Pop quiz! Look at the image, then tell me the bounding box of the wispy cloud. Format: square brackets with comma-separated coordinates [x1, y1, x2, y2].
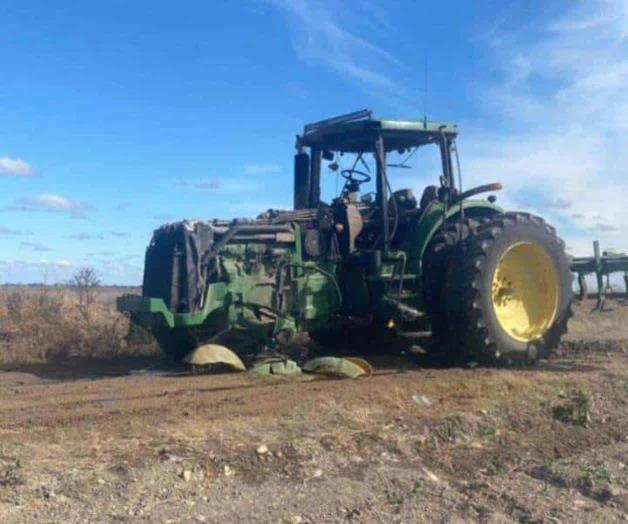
[0, 259, 76, 284]
[0, 259, 74, 269]
[243, 163, 282, 175]
[0, 257, 140, 285]
[153, 214, 175, 222]
[592, 223, 617, 232]
[66, 233, 107, 241]
[67, 233, 94, 241]
[535, 198, 572, 210]
[4, 193, 92, 218]
[176, 179, 222, 190]
[0, 157, 34, 177]
[99, 259, 142, 279]
[0, 226, 32, 236]
[174, 177, 257, 192]
[270, 0, 403, 93]
[462, 0, 628, 255]
[19, 241, 52, 252]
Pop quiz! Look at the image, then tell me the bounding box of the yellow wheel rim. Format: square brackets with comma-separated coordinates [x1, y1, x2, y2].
[491, 242, 559, 342]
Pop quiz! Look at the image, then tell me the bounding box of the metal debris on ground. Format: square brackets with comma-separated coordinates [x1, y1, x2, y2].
[249, 358, 301, 376]
[343, 357, 374, 376]
[302, 357, 372, 379]
[184, 344, 246, 371]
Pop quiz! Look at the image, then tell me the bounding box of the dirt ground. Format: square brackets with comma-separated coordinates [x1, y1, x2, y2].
[0, 299, 627, 523]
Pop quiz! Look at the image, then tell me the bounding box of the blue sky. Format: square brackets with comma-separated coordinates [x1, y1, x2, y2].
[1, 0, 627, 284]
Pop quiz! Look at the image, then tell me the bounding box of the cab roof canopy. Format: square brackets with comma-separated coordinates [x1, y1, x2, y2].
[297, 109, 457, 154]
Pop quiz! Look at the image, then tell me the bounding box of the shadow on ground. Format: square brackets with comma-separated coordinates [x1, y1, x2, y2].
[1, 334, 610, 384]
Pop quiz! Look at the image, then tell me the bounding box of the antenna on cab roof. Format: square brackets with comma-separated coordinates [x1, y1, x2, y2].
[423, 51, 428, 124]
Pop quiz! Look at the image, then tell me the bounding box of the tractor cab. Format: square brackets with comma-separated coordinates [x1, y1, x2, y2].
[294, 109, 467, 255]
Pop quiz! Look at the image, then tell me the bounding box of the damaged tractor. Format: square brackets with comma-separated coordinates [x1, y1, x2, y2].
[118, 110, 573, 369]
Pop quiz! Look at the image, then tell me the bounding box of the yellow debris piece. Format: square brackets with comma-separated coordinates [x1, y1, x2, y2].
[184, 344, 246, 371]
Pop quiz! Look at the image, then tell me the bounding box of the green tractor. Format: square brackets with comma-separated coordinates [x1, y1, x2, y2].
[118, 109, 572, 366]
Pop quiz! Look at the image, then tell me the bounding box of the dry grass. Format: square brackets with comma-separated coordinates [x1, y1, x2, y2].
[0, 287, 158, 364]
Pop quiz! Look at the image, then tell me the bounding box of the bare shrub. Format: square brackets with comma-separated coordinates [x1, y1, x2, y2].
[67, 267, 101, 310]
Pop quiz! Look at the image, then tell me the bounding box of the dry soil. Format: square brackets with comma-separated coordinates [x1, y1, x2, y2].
[0, 299, 627, 523]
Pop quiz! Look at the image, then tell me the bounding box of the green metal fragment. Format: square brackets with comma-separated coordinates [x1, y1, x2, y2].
[249, 358, 302, 376]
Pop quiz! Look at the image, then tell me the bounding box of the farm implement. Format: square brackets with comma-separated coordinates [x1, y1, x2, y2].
[572, 240, 628, 310]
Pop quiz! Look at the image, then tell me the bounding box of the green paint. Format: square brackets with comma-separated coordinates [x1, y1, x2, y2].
[117, 112, 504, 358]
[119, 200, 500, 347]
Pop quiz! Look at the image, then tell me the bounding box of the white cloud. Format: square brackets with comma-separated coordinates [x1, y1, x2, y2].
[461, 0, 628, 256]
[270, 0, 403, 93]
[4, 193, 91, 218]
[0, 259, 77, 284]
[0, 157, 34, 177]
[4, 259, 74, 269]
[33, 193, 77, 211]
[0, 257, 141, 285]
[99, 259, 142, 278]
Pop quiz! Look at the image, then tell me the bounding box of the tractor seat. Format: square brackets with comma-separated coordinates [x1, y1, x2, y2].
[390, 188, 418, 211]
[419, 185, 438, 211]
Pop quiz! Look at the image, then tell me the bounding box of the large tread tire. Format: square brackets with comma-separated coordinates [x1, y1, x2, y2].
[445, 212, 573, 365]
[422, 218, 486, 353]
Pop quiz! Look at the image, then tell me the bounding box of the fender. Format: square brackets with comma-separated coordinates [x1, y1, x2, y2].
[403, 199, 502, 276]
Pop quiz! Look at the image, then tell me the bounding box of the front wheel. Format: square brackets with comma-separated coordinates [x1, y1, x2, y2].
[446, 212, 573, 364]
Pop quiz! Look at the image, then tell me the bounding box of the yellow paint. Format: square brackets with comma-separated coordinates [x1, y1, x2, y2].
[184, 344, 246, 371]
[344, 357, 374, 377]
[491, 242, 559, 342]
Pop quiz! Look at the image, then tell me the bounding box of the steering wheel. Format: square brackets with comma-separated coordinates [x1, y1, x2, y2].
[340, 169, 371, 186]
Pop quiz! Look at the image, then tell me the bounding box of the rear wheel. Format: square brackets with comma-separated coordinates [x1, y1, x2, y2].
[422, 218, 485, 354]
[446, 213, 573, 364]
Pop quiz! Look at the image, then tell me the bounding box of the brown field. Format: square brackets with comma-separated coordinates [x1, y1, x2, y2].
[0, 286, 155, 364]
[0, 292, 627, 523]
